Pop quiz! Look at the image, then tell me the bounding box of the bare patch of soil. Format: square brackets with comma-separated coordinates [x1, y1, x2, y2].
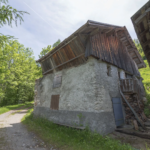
[109, 131, 150, 150]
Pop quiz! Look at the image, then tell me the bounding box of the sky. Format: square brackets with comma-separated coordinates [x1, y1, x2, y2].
[1, 0, 148, 60]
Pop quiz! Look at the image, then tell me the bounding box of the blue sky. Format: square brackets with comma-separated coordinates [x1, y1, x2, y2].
[1, 0, 148, 60]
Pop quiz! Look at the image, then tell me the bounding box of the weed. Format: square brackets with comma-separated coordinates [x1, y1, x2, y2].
[22, 109, 135, 150]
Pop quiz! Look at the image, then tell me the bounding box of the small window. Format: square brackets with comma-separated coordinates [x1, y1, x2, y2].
[107, 65, 111, 76]
[50, 95, 59, 110]
[125, 73, 132, 79]
[53, 74, 62, 88]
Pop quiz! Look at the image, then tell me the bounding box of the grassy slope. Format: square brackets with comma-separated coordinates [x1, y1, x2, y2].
[139, 60, 150, 116]
[0, 101, 33, 115]
[22, 109, 134, 150]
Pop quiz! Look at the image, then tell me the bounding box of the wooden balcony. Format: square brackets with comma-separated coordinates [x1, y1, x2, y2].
[120, 79, 139, 94]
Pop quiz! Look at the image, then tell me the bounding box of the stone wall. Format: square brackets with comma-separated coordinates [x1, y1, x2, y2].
[34, 107, 116, 135]
[35, 57, 121, 113]
[34, 57, 125, 134]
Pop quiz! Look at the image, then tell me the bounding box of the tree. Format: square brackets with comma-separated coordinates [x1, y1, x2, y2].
[52, 39, 61, 48]
[0, 0, 28, 27]
[38, 45, 53, 58]
[0, 0, 29, 43]
[38, 39, 61, 59]
[134, 39, 146, 60]
[0, 40, 42, 106]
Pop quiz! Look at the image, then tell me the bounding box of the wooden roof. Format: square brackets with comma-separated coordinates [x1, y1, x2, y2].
[86, 31, 140, 76]
[37, 20, 145, 74]
[131, 1, 150, 66]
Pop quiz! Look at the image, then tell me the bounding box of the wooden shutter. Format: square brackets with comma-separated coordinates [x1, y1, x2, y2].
[53, 74, 62, 88]
[50, 95, 59, 110]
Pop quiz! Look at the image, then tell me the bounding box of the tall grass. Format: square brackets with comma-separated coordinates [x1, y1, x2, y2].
[22, 109, 134, 150]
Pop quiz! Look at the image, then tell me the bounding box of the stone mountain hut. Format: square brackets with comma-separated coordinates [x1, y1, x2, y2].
[34, 20, 147, 135]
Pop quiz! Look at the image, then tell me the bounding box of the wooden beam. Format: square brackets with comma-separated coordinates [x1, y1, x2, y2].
[116, 129, 150, 139]
[106, 27, 116, 36]
[137, 63, 146, 68]
[128, 48, 135, 53]
[43, 53, 85, 75]
[120, 90, 146, 129]
[143, 48, 150, 55]
[37, 36, 77, 63]
[135, 13, 147, 24]
[143, 40, 150, 47]
[139, 29, 149, 37]
[90, 27, 100, 36]
[134, 7, 150, 24]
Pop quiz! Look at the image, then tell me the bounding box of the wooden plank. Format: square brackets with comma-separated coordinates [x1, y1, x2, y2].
[133, 120, 139, 131]
[39, 36, 77, 63]
[90, 27, 100, 36]
[53, 122, 85, 130]
[116, 129, 150, 139]
[104, 33, 112, 63]
[50, 95, 59, 110]
[43, 53, 85, 75]
[135, 13, 147, 24]
[143, 40, 150, 47]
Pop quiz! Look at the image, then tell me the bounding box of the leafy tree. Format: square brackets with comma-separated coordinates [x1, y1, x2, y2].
[39, 39, 61, 59]
[0, 0, 28, 27]
[0, 0, 29, 43]
[134, 39, 146, 60]
[38, 45, 53, 58]
[0, 40, 42, 106]
[52, 39, 61, 48]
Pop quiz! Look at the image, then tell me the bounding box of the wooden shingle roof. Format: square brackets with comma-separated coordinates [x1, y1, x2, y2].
[37, 20, 145, 75]
[131, 1, 150, 67]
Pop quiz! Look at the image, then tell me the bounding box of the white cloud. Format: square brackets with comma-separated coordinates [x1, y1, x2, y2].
[1, 0, 148, 59]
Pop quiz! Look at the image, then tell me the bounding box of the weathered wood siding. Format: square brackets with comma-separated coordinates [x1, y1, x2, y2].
[131, 1, 150, 66]
[41, 37, 86, 75]
[85, 33, 140, 76]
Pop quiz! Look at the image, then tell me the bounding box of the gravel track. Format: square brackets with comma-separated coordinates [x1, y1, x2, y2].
[0, 109, 48, 150]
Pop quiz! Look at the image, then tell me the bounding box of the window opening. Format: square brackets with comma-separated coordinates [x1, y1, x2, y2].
[107, 65, 111, 76]
[53, 74, 62, 88]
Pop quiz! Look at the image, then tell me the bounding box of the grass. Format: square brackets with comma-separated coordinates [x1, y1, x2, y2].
[139, 60, 150, 117]
[22, 109, 135, 150]
[0, 101, 34, 115]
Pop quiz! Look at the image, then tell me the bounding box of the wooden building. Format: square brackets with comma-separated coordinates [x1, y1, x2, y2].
[34, 20, 147, 135]
[132, 1, 150, 66]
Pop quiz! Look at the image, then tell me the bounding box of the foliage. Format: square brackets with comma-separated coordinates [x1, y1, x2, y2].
[52, 39, 61, 48]
[0, 0, 29, 27]
[22, 109, 134, 150]
[38, 39, 61, 58]
[0, 0, 29, 43]
[38, 45, 53, 58]
[0, 101, 33, 115]
[134, 39, 150, 116]
[0, 40, 42, 106]
[134, 39, 146, 60]
[139, 60, 150, 116]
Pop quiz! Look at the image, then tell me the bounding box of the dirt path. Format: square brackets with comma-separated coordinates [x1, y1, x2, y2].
[0, 109, 49, 150]
[109, 131, 150, 150]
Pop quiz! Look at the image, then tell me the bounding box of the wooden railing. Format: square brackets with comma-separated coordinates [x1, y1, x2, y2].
[120, 79, 139, 94]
